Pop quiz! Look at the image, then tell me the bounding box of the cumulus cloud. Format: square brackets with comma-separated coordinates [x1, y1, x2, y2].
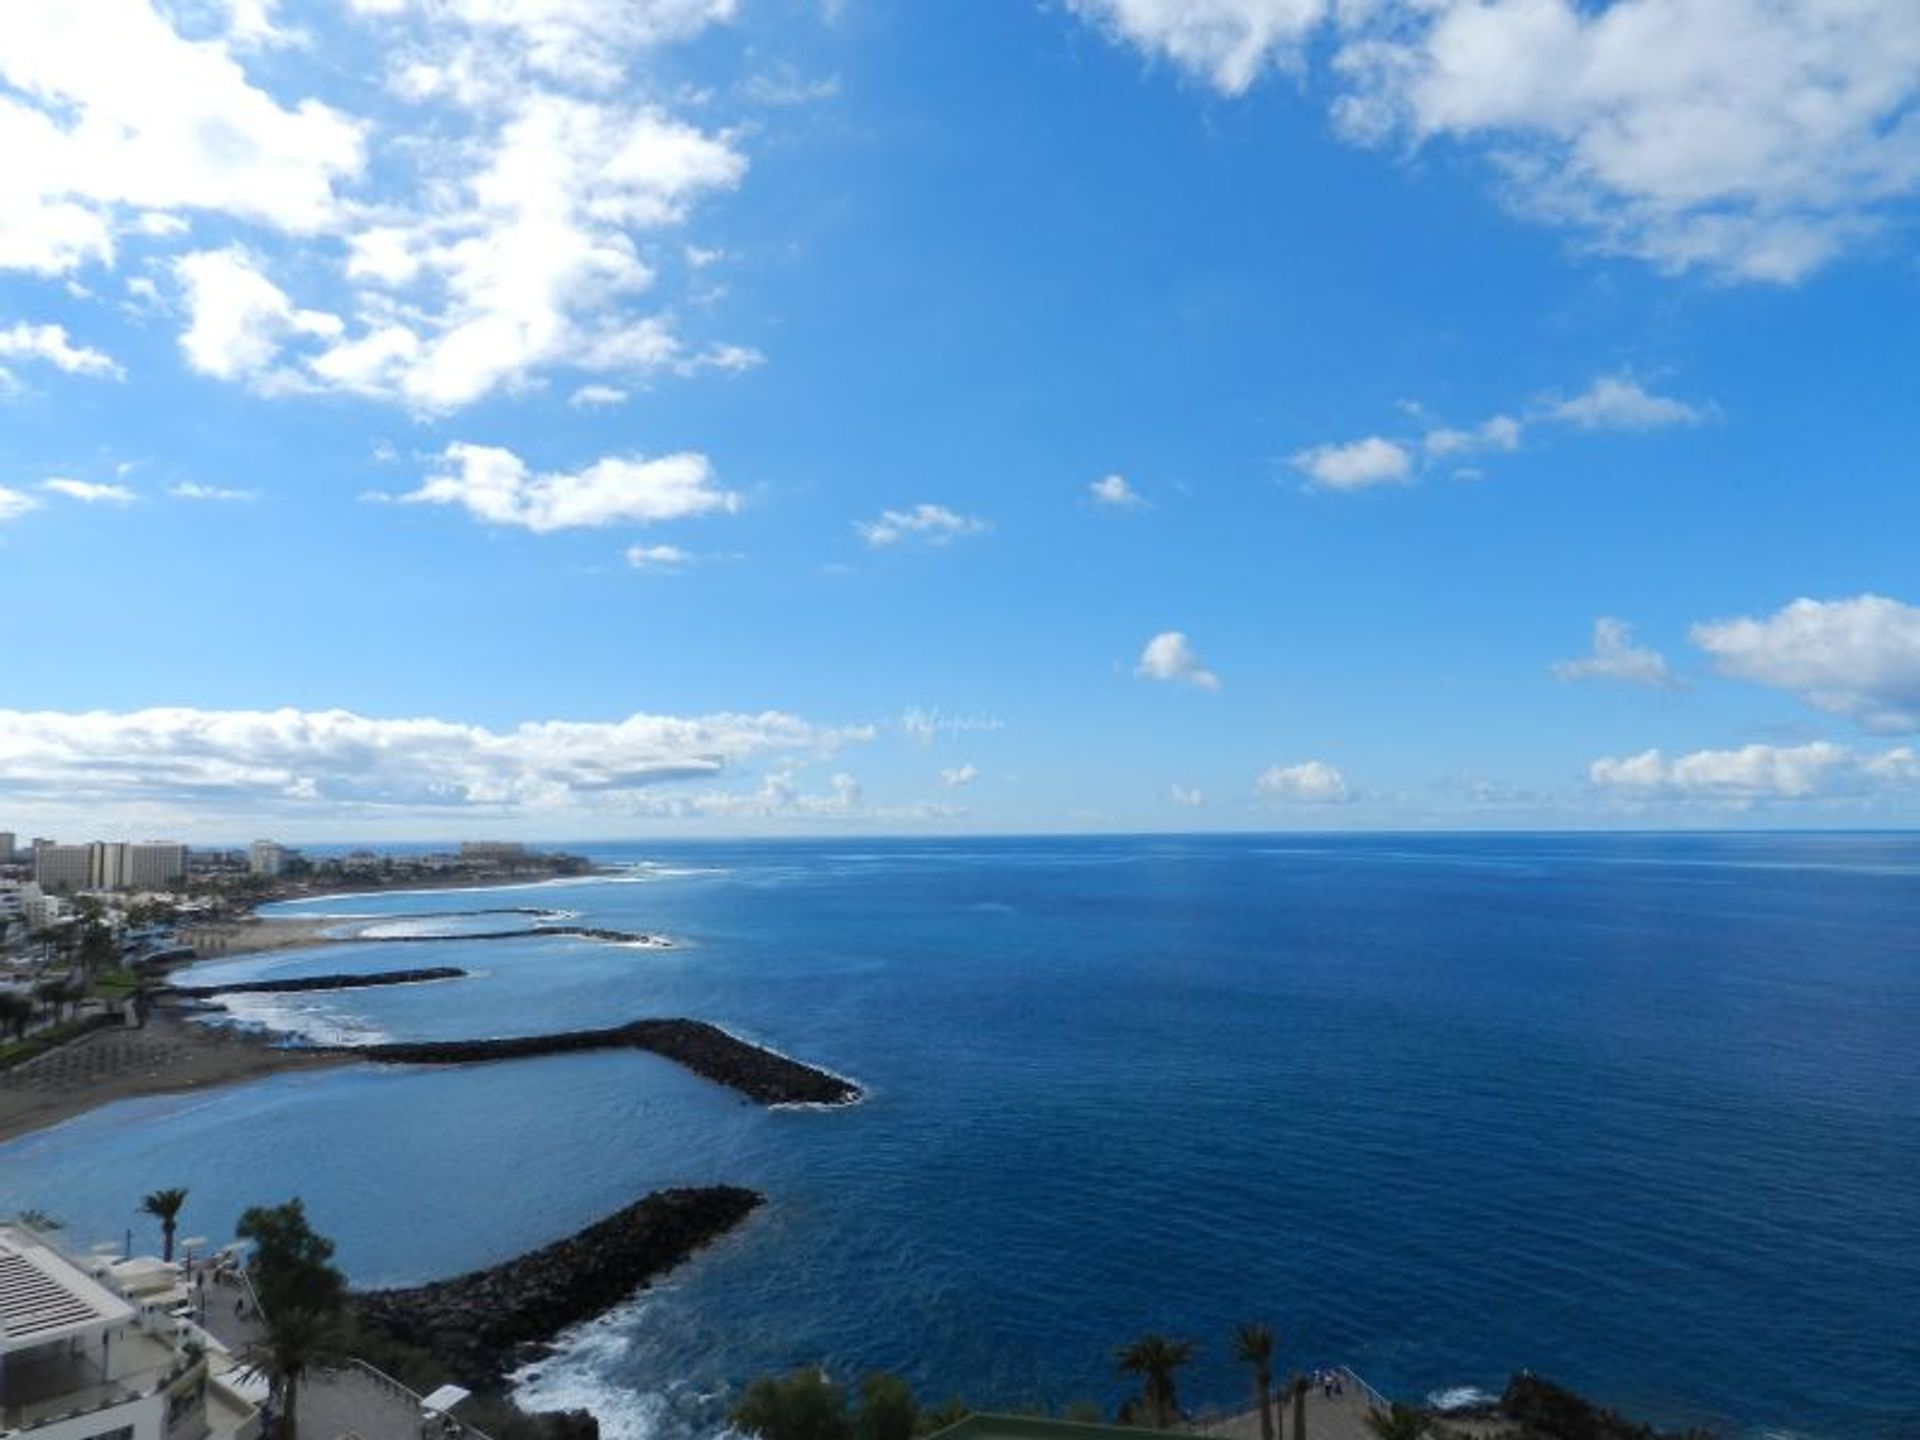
[1070, 0, 1920, 281]
[1691, 595, 1920, 733]
[1553, 617, 1678, 689]
[402, 441, 739, 534]
[173, 247, 341, 390]
[1255, 760, 1349, 803]
[42, 477, 136, 505]
[0, 1, 760, 411]
[0, 487, 40, 523]
[1169, 783, 1204, 807]
[1549, 376, 1705, 431]
[0, 704, 872, 821]
[1589, 742, 1920, 801]
[939, 763, 979, 788]
[856, 503, 990, 548]
[0, 0, 364, 274]
[1296, 372, 1705, 493]
[170, 482, 257, 502]
[1136, 630, 1220, 690]
[0, 322, 121, 379]
[1291, 436, 1411, 491]
[1089, 473, 1145, 509]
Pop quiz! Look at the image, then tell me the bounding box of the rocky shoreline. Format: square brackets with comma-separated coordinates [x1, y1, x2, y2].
[349, 1018, 863, 1106]
[355, 1186, 764, 1391]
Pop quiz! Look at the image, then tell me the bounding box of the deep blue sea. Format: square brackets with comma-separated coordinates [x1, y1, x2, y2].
[4, 834, 1918, 1440]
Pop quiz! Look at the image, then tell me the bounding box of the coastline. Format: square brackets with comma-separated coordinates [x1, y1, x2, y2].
[0, 1010, 353, 1146]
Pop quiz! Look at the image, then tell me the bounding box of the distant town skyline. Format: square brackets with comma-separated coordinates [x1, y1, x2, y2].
[2, 1, 1918, 837]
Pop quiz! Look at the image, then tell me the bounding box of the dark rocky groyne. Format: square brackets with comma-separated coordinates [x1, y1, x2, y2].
[352, 924, 668, 947]
[354, 1186, 763, 1390]
[350, 1018, 861, 1106]
[166, 967, 467, 998]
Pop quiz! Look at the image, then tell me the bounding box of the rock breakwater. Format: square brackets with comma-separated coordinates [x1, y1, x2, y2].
[352, 1018, 861, 1106]
[355, 1186, 763, 1390]
[166, 968, 467, 997]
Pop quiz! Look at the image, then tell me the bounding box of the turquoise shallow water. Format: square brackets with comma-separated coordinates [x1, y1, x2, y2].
[4, 834, 1918, 1440]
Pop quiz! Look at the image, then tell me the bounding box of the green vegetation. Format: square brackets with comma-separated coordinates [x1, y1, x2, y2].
[1114, 1335, 1195, 1430]
[1230, 1322, 1276, 1440]
[236, 1198, 349, 1440]
[140, 1188, 189, 1263]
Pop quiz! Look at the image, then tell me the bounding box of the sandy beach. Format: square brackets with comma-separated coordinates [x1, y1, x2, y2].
[0, 1010, 352, 1145]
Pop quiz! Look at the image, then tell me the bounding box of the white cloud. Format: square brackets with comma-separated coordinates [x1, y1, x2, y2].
[1, 1, 760, 412]
[42, 477, 136, 505]
[1169, 783, 1204, 807]
[1589, 742, 1920, 801]
[856, 503, 990, 548]
[1552, 617, 1678, 689]
[0, 487, 40, 523]
[1691, 595, 1920, 733]
[939, 763, 979, 788]
[1066, 0, 1328, 95]
[404, 441, 739, 533]
[1136, 630, 1220, 691]
[1424, 413, 1522, 457]
[570, 383, 629, 408]
[1291, 435, 1411, 491]
[1071, 0, 1920, 281]
[0, 0, 363, 273]
[0, 322, 121, 378]
[1089, 472, 1145, 509]
[625, 543, 691, 570]
[0, 703, 872, 823]
[1255, 759, 1349, 803]
[170, 482, 256, 502]
[173, 247, 340, 389]
[1550, 376, 1705, 430]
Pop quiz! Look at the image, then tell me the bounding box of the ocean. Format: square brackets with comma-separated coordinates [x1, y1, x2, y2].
[3, 833, 1916, 1439]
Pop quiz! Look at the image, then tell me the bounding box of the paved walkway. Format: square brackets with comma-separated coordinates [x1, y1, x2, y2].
[1192, 1373, 1514, 1440]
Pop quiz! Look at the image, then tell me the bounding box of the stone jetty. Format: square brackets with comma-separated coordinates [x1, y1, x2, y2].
[351, 1018, 862, 1106]
[166, 967, 467, 998]
[355, 1186, 763, 1390]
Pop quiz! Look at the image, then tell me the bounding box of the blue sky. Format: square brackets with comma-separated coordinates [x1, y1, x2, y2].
[2, 0, 1919, 840]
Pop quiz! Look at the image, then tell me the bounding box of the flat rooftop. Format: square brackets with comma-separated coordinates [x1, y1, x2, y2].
[0, 1226, 136, 1354]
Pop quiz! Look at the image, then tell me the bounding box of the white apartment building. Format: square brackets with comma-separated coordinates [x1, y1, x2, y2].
[123, 847, 187, 892]
[27, 845, 186, 895]
[245, 843, 284, 879]
[0, 834, 16, 864]
[0, 1224, 259, 1440]
[30, 847, 93, 895]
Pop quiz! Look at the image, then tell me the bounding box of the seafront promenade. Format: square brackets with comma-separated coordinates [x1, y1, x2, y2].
[1189, 1368, 1504, 1440]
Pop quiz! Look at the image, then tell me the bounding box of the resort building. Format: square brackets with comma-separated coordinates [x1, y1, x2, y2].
[29, 847, 93, 895]
[0, 1224, 259, 1440]
[122, 847, 188, 893]
[245, 843, 285, 879]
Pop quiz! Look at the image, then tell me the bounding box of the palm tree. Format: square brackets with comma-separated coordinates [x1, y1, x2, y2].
[1363, 1403, 1429, 1440]
[1115, 1335, 1196, 1430]
[1231, 1323, 1277, 1440]
[244, 1305, 335, 1440]
[141, 1188, 189, 1262]
[1290, 1374, 1308, 1440]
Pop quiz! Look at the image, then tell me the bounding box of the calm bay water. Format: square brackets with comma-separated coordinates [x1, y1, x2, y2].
[4, 834, 1918, 1439]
